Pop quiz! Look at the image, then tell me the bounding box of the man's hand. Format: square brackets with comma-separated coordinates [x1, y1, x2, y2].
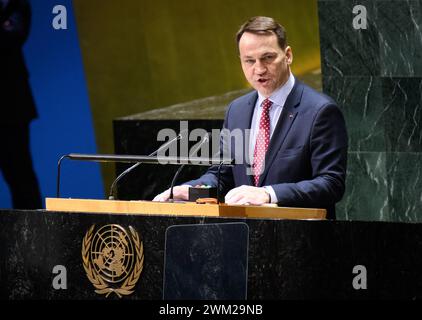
[152, 185, 190, 202]
[225, 185, 270, 205]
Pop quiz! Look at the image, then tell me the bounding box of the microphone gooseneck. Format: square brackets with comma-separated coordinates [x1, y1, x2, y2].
[168, 133, 210, 202]
[108, 162, 143, 200]
[216, 161, 225, 204]
[55, 130, 233, 200]
[108, 130, 187, 200]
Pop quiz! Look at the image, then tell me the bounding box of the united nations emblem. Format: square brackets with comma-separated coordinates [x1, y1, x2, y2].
[82, 224, 144, 297]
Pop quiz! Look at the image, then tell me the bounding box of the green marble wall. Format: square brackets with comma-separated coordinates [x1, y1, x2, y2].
[319, 0, 422, 221]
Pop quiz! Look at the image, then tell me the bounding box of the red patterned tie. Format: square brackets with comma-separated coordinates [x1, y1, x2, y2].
[253, 98, 273, 186]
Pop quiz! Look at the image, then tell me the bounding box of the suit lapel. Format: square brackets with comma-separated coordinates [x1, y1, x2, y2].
[238, 91, 257, 132]
[238, 92, 257, 186]
[258, 81, 304, 186]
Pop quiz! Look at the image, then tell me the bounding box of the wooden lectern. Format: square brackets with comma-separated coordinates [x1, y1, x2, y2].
[45, 198, 326, 220]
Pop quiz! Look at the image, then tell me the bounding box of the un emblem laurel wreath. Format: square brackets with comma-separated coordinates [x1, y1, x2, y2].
[82, 225, 144, 298]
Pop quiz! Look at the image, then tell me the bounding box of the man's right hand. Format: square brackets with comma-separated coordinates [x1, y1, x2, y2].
[152, 185, 190, 202]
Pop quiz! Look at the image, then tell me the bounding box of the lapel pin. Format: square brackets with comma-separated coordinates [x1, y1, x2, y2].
[289, 113, 294, 119]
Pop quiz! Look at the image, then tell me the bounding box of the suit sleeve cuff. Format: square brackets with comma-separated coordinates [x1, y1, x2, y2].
[263, 186, 278, 204]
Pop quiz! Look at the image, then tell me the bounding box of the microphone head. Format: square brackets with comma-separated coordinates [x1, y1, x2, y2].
[178, 128, 189, 140]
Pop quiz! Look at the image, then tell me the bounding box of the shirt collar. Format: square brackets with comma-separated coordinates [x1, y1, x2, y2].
[257, 72, 295, 108]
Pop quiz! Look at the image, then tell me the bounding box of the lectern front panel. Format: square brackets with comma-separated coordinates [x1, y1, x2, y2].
[163, 223, 249, 300]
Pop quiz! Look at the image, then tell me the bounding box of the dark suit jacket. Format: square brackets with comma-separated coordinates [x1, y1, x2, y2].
[0, 0, 37, 124]
[186, 80, 348, 219]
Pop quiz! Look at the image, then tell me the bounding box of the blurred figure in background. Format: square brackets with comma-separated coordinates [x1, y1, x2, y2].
[0, 0, 41, 209]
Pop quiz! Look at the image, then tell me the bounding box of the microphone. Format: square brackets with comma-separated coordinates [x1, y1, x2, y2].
[168, 132, 210, 202]
[56, 132, 233, 199]
[56, 152, 232, 198]
[108, 129, 187, 200]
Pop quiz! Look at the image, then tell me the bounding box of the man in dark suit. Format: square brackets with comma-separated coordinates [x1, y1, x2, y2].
[154, 16, 348, 219]
[0, 0, 42, 209]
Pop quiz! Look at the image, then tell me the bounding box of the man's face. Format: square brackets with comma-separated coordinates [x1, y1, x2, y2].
[239, 32, 293, 97]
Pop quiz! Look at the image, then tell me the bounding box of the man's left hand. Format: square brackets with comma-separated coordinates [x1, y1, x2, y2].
[224, 185, 270, 205]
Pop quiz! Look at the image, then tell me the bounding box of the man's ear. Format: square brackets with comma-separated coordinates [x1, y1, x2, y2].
[285, 46, 293, 65]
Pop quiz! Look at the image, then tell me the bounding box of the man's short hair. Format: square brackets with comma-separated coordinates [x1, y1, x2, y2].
[236, 16, 287, 50]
